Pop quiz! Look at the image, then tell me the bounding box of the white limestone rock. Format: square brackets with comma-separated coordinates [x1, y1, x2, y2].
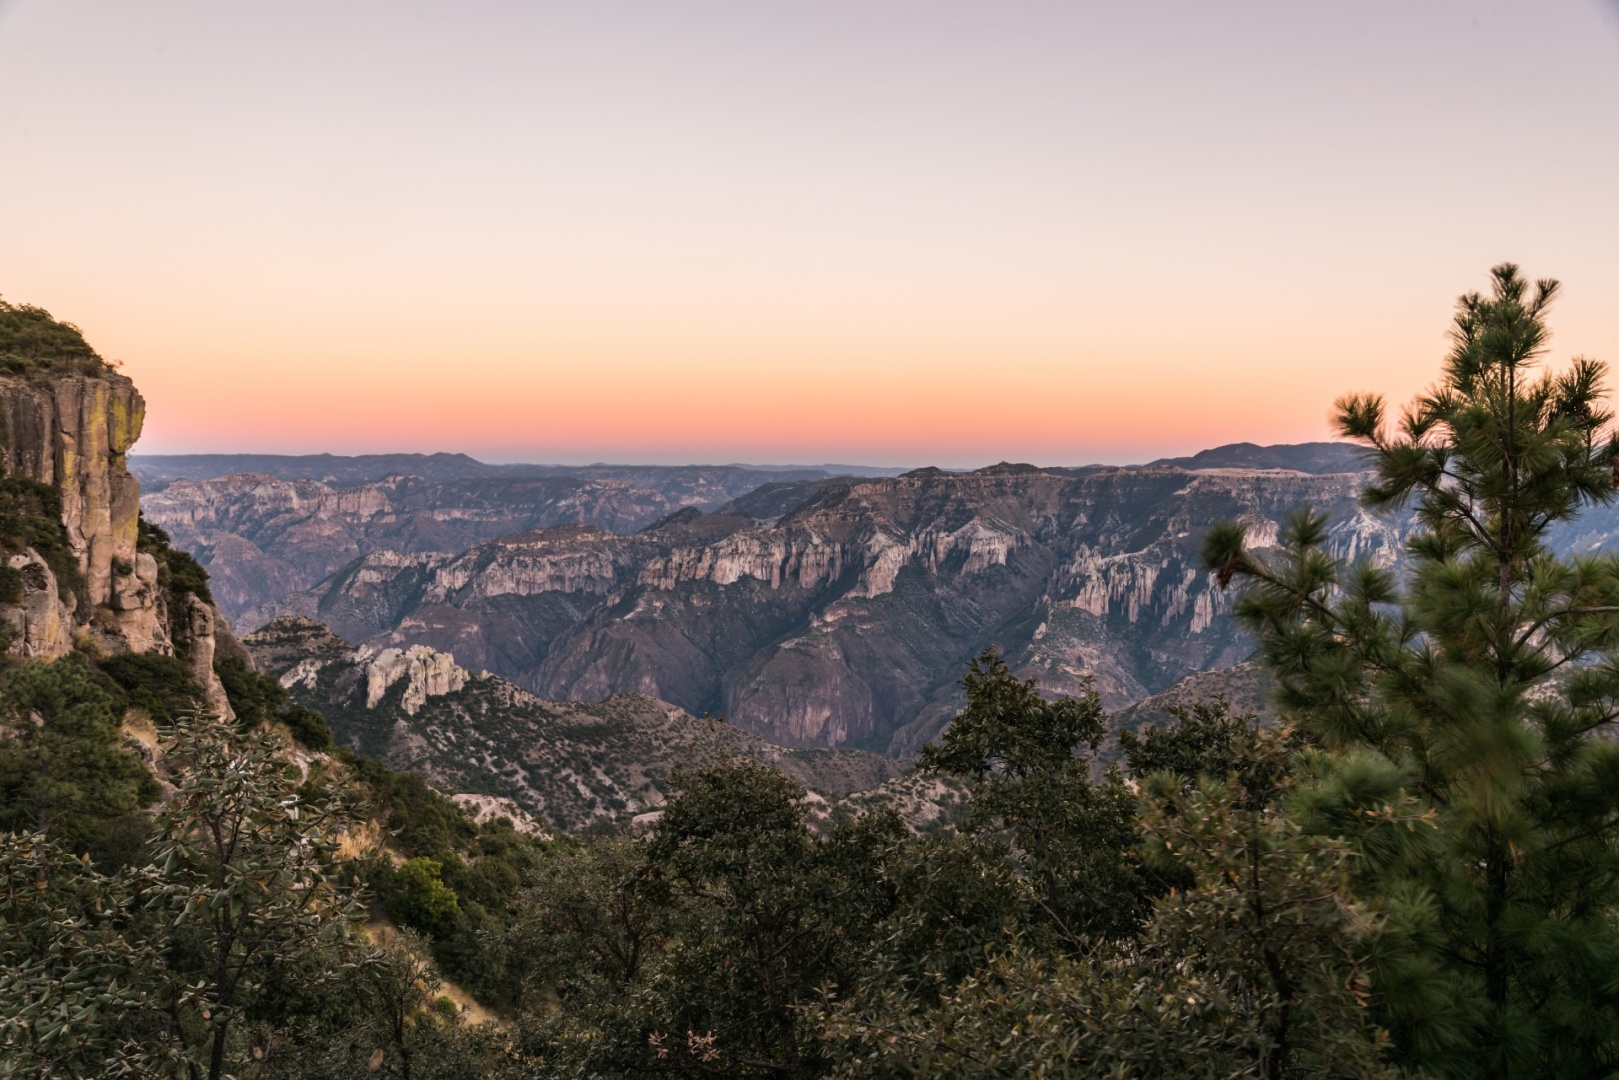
[362, 644, 468, 714]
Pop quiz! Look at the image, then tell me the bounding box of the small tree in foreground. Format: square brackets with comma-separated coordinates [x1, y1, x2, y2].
[143, 713, 371, 1080]
[921, 650, 1146, 947]
[0, 833, 163, 1078]
[1206, 263, 1619, 1076]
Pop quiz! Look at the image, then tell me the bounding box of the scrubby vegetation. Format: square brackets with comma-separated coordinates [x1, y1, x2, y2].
[0, 298, 111, 378]
[0, 655, 160, 869]
[0, 477, 84, 604]
[5, 264, 1619, 1077]
[138, 514, 213, 608]
[215, 653, 334, 749]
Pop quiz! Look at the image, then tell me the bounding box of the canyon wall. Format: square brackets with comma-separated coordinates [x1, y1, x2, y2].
[0, 372, 232, 716]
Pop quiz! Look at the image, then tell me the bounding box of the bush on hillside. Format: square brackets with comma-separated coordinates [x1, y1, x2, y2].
[0, 298, 110, 378]
[99, 653, 203, 724]
[0, 657, 160, 868]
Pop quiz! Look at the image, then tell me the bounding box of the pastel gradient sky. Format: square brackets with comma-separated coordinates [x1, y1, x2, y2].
[2, 2, 1616, 467]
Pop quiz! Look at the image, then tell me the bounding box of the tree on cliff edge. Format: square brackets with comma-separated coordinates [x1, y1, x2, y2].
[0, 298, 109, 377]
[1206, 263, 1619, 1076]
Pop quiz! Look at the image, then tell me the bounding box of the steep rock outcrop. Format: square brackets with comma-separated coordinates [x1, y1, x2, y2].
[0, 375, 155, 639]
[356, 644, 469, 714]
[182, 595, 235, 721]
[2, 550, 73, 658]
[0, 372, 178, 656]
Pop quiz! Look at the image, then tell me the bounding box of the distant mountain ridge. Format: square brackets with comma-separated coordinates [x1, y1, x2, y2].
[1145, 441, 1370, 474]
[148, 440, 1549, 761]
[140, 469, 864, 625]
[131, 452, 906, 489]
[130, 442, 1362, 489]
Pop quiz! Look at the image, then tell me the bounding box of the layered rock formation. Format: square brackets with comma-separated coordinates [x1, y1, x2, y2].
[141, 470, 848, 626]
[0, 373, 166, 650]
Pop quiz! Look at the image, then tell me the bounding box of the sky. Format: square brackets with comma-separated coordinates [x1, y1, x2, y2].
[1, 2, 1616, 468]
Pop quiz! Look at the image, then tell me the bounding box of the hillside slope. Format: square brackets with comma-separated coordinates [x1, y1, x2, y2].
[245, 616, 907, 831]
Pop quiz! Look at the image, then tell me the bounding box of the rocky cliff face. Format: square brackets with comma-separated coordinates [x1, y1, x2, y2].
[2, 549, 74, 658]
[238, 463, 1411, 755]
[0, 373, 165, 646]
[0, 373, 172, 650]
[140, 473, 792, 626]
[0, 371, 234, 717]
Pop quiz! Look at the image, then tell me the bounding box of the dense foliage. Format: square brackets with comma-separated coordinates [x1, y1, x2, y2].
[214, 654, 333, 749]
[0, 656, 159, 869]
[0, 299, 110, 378]
[4, 264, 1618, 1077]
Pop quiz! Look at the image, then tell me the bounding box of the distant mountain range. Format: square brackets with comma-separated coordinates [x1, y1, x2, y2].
[129, 453, 907, 490]
[129, 441, 1367, 489]
[140, 442, 1382, 634]
[139, 469, 851, 623]
[1145, 441, 1371, 473]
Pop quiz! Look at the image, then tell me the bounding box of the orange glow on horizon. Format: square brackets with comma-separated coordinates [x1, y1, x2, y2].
[3, 1, 1616, 467]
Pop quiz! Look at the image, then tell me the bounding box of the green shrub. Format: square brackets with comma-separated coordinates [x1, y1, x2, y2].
[0, 299, 110, 378]
[0, 657, 160, 868]
[99, 652, 202, 724]
[391, 857, 461, 936]
[280, 703, 334, 750]
[342, 752, 477, 859]
[213, 653, 334, 749]
[462, 856, 522, 910]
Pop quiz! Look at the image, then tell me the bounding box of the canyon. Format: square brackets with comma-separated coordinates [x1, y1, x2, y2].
[136, 465, 892, 626]
[146, 447, 1423, 756]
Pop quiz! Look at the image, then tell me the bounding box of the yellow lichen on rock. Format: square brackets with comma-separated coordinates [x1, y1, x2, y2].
[0, 371, 179, 659]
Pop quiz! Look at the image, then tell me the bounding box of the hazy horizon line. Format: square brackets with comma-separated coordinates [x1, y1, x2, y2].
[127, 437, 1356, 474]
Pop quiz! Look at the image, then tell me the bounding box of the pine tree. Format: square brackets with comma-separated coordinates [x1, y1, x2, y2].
[1206, 263, 1619, 1076]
